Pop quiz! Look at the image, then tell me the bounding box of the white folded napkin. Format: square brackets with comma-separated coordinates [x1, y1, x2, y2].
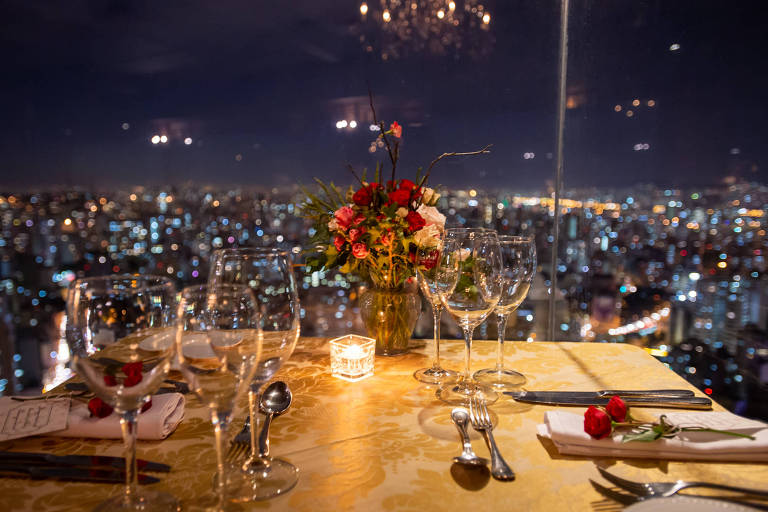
[538, 410, 768, 461]
[55, 393, 186, 441]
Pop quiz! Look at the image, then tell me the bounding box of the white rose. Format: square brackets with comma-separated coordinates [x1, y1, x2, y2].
[328, 218, 338, 231]
[416, 204, 446, 231]
[396, 207, 408, 218]
[421, 187, 434, 204]
[413, 223, 440, 247]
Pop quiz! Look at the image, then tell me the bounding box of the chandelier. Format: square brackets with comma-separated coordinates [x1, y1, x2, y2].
[355, 0, 495, 60]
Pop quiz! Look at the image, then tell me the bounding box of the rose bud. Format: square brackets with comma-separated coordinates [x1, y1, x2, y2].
[605, 396, 628, 422]
[583, 405, 612, 439]
[88, 397, 114, 418]
[140, 398, 153, 413]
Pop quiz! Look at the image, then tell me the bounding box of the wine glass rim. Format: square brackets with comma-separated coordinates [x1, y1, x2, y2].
[213, 247, 290, 257]
[69, 274, 175, 292]
[498, 235, 534, 242]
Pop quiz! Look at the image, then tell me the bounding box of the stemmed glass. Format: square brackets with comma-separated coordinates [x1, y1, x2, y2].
[175, 284, 262, 511]
[208, 247, 300, 501]
[65, 275, 179, 512]
[436, 228, 504, 406]
[474, 236, 537, 389]
[413, 236, 459, 384]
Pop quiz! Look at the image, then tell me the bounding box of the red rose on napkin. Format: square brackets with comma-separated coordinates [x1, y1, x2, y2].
[88, 397, 114, 418]
[140, 398, 153, 413]
[584, 405, 612, 439]
[103, 374, 117, 386]
[606, 396, 628, 422]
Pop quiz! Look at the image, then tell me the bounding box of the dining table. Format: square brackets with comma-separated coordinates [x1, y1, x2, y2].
[1, 337, 767, 511]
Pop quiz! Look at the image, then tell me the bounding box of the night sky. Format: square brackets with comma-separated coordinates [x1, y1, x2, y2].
[1, 0, 766, 190]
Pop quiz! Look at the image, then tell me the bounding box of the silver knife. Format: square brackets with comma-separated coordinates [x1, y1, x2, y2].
[505, 391, 712, 409]
[508, 389, 695, 399]
[0, 451, 171, 472]
[0, 464, 160, 484]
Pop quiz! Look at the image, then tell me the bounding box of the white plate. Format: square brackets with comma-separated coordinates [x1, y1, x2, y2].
[179, 333, 217, 360]
[625, 496, 758, 512]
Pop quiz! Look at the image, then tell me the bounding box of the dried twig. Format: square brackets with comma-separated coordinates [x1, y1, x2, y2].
[347, 163, 365, 187]
[367, 86, 397, 183]
[422, 144, 492, 186]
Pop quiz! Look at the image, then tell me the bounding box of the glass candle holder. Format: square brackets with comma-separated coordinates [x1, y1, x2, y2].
[330, 335, 375, 382]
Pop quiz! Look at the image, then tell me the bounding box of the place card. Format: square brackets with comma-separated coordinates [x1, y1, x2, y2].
[330, 335, 375, 382]
[0, 397, 70, 441]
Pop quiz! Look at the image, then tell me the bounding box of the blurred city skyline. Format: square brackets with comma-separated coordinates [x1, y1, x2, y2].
[2, 1, 767, 188]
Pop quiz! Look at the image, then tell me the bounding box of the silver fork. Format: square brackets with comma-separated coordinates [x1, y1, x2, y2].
[468, 396, 515, 481]
[226, 415, 251, 462]
[598, 467, 768, 507]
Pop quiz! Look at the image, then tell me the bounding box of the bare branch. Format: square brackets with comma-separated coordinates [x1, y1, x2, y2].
[367, 86, 397, 183]
[422, 144, 492, 186]
[347, 163, 365, 187]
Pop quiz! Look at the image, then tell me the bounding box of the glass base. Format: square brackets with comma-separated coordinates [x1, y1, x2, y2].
[413, 366, 458, 385]
[436, 381, 498, 406]
[473, 368, 526, 389]
[93, 490, 180, 512]
[226, 458, 299, 502]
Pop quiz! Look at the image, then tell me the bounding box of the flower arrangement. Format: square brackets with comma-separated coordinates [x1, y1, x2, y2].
[584, 396, 755, 442]
[301, 92, 490, 354]
[301, 94, 490, 289]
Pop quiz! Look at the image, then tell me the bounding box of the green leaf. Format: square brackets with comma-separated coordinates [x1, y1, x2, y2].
[622, 429, 662, 443]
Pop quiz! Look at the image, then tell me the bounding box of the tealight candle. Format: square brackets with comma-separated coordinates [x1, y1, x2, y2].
[329, 335, 375, 382]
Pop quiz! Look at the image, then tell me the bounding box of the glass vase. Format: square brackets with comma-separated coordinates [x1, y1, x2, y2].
[360, 287, 421, 356]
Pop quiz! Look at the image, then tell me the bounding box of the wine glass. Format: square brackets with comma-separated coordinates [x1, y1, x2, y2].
[413, 236, 459, 384]
[436, 229, 504, 406]
[208, 247, 300, 501]
[175, 284, 262, 511]
[66, 275, 179, 512]
[474, 236, 536, 388]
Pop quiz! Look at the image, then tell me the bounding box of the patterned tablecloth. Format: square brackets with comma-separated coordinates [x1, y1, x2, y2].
[1, 337, 767, 511]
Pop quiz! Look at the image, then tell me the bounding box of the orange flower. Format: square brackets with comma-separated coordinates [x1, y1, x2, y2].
[389, 121, 402, 138]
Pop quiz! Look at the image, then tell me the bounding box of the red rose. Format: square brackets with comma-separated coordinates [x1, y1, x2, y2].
[405, 211, 426, 232]
[103, 375, 117, 387]
[388, 188, 411, 207]
[389, 121, 402, 138]
[334, 235, 345, 251]
[420, 249, 440, 270]
[605, 396, 628, 422]
[584, 405, 613, 439]
[122, 362, 143, 377]
[88, 397, 114, 418]
[349, 228, 364, 242]
[124, 372, 143, 387]
[399, 179, 417, 191]
[353, 214, 366, 226]
[352, 242, 369, 259]
[334, 206, 356, 230]
[352, 187, 372, 206]
[140, 398, 153, 413]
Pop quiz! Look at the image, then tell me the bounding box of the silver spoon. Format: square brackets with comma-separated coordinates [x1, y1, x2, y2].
[451, 407, 489, 466]
[258, 381, 292, 458]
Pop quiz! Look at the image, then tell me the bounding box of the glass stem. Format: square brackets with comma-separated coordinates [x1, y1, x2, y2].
[431, 304, 442, 370]
[211, 411, 229, 511]
[246, 383, 264, 465]
[496, 314, 507, 373]
[119, 410, 139, 506]
[461, 326, 474, 386]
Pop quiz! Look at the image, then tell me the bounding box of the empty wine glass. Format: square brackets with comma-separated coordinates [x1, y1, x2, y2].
[175, 284, 262, 511]
[474, 236, 536, 389]
[66, 275, 178, 512]
[436, 228, 504, 406]
[208, 247, 300, 501]
[413, 236, 459, 384]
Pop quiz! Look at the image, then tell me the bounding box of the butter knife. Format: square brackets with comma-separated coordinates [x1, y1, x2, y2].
[0, 464, 160, 484]
[505, 391, 712, 409]
[0, 451, 171, 472]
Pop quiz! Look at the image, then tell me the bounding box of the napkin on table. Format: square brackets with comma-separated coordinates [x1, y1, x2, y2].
[538, 410, 768, 462]
[55, 392, 185, 441]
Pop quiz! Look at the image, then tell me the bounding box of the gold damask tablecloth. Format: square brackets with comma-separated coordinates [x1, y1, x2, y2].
[2, 338, 767, 511]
